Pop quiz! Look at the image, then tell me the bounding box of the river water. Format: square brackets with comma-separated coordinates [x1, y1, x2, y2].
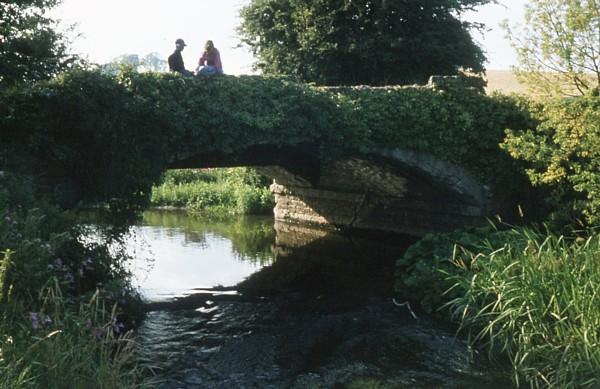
[124, 210, 512, 388]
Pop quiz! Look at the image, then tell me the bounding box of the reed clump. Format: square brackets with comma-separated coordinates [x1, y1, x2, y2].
[443, 228, 600, 387]
[0, 283, 150, 388]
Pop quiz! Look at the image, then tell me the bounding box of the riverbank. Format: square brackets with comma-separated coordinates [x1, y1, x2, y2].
[150, 168, 274, 216]
[396, 226, 600, 387]
[0, 173, 150, 387]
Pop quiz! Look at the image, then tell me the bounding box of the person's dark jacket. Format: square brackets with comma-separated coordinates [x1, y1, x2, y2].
[168, 50, 186, 74]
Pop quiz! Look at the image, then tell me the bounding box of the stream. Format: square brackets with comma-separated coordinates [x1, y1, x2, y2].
[122, 210, 512, 388]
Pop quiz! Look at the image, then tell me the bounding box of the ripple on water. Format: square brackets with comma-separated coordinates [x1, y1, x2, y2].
[136, 298, 513, 389]
[127, 212, 512, 388]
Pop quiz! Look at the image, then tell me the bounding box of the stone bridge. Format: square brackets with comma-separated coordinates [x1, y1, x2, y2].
[2, 72, 513, 236]
[169, 144, 490, 237]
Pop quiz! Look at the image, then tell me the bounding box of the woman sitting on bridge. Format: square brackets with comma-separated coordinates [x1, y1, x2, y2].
[195, 40, 223, 76]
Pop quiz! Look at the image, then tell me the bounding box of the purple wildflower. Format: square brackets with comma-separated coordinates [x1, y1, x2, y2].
[109, 317, 125, 334]
[29, 312, 41, 330]
[29, 312, 52, 330]
[43, 315, 53, 326]
[63, 272, 74, 284]
[93, 327, 105, 340]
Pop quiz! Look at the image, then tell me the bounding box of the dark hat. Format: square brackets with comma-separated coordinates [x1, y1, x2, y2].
[175, 38, 186, 46]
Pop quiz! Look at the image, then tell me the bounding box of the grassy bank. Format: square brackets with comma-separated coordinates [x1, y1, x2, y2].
[397, 227, 600, 387]
[393, 92, 600, 387]
[150, 168, 274, 216]
[0, 285, 145, 388]
[0, 173, 150, 387]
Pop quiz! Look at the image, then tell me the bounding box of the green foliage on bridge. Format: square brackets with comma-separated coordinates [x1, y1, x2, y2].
[330, 84, 536, 185]
[0, 70, 534, 210]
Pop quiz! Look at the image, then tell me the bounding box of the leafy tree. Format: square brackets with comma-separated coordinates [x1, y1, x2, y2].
[0, 0, 76, 86]
[99, 52, 167, 75]
[503, 95, 600, 225]
[504, 0, 600, 96]
[238, 0, 492, 86]
[140, 52, 167, 72]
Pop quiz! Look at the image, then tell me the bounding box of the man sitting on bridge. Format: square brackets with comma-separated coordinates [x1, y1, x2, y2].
[168, 38, 194, 76]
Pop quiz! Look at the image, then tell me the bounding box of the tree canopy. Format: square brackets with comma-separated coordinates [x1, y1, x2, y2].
[0, 0, 75, 86]
[238, 0, 492, 86]
[504, 0, 600, 97]
[99, 52, 168, 75]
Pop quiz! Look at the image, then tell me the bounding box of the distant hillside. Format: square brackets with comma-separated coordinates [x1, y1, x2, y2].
[484, 70, 529, 95]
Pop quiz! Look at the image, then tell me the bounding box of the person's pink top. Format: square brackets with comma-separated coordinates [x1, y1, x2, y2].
[198, 48, 222, 70]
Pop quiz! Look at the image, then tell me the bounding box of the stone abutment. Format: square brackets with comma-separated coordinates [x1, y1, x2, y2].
[258, 149, 491, 237]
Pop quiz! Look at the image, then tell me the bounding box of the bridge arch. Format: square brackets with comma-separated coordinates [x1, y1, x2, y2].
[168, 143, 491, 236]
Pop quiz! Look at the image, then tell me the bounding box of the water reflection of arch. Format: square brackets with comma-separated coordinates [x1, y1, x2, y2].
[238, 221, 416, 301]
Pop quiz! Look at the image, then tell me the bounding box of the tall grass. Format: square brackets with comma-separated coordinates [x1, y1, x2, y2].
[443, 229, 600, 387]
[0, 283, 152, 388]
[0, 172, 151, 387]
[150, 168, 274, 215]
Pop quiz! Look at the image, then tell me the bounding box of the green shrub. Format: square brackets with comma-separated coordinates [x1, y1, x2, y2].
[151, 168, 274, 215]
[160, 169, 217, 185]
[503, 95, 600, 226]
[0, 173, 136, 304]
[0, 172, 146, 387]
[395, 225, 521, 314]
[234, 186, 274, 214]
[0, 250, 10, 303]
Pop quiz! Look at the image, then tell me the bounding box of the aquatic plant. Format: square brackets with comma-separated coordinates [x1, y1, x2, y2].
[443, 228, 600, 387]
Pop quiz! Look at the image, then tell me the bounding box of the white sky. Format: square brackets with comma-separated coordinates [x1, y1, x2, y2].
[464, 0, 526, 70]
[51, 0, 526, 75]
